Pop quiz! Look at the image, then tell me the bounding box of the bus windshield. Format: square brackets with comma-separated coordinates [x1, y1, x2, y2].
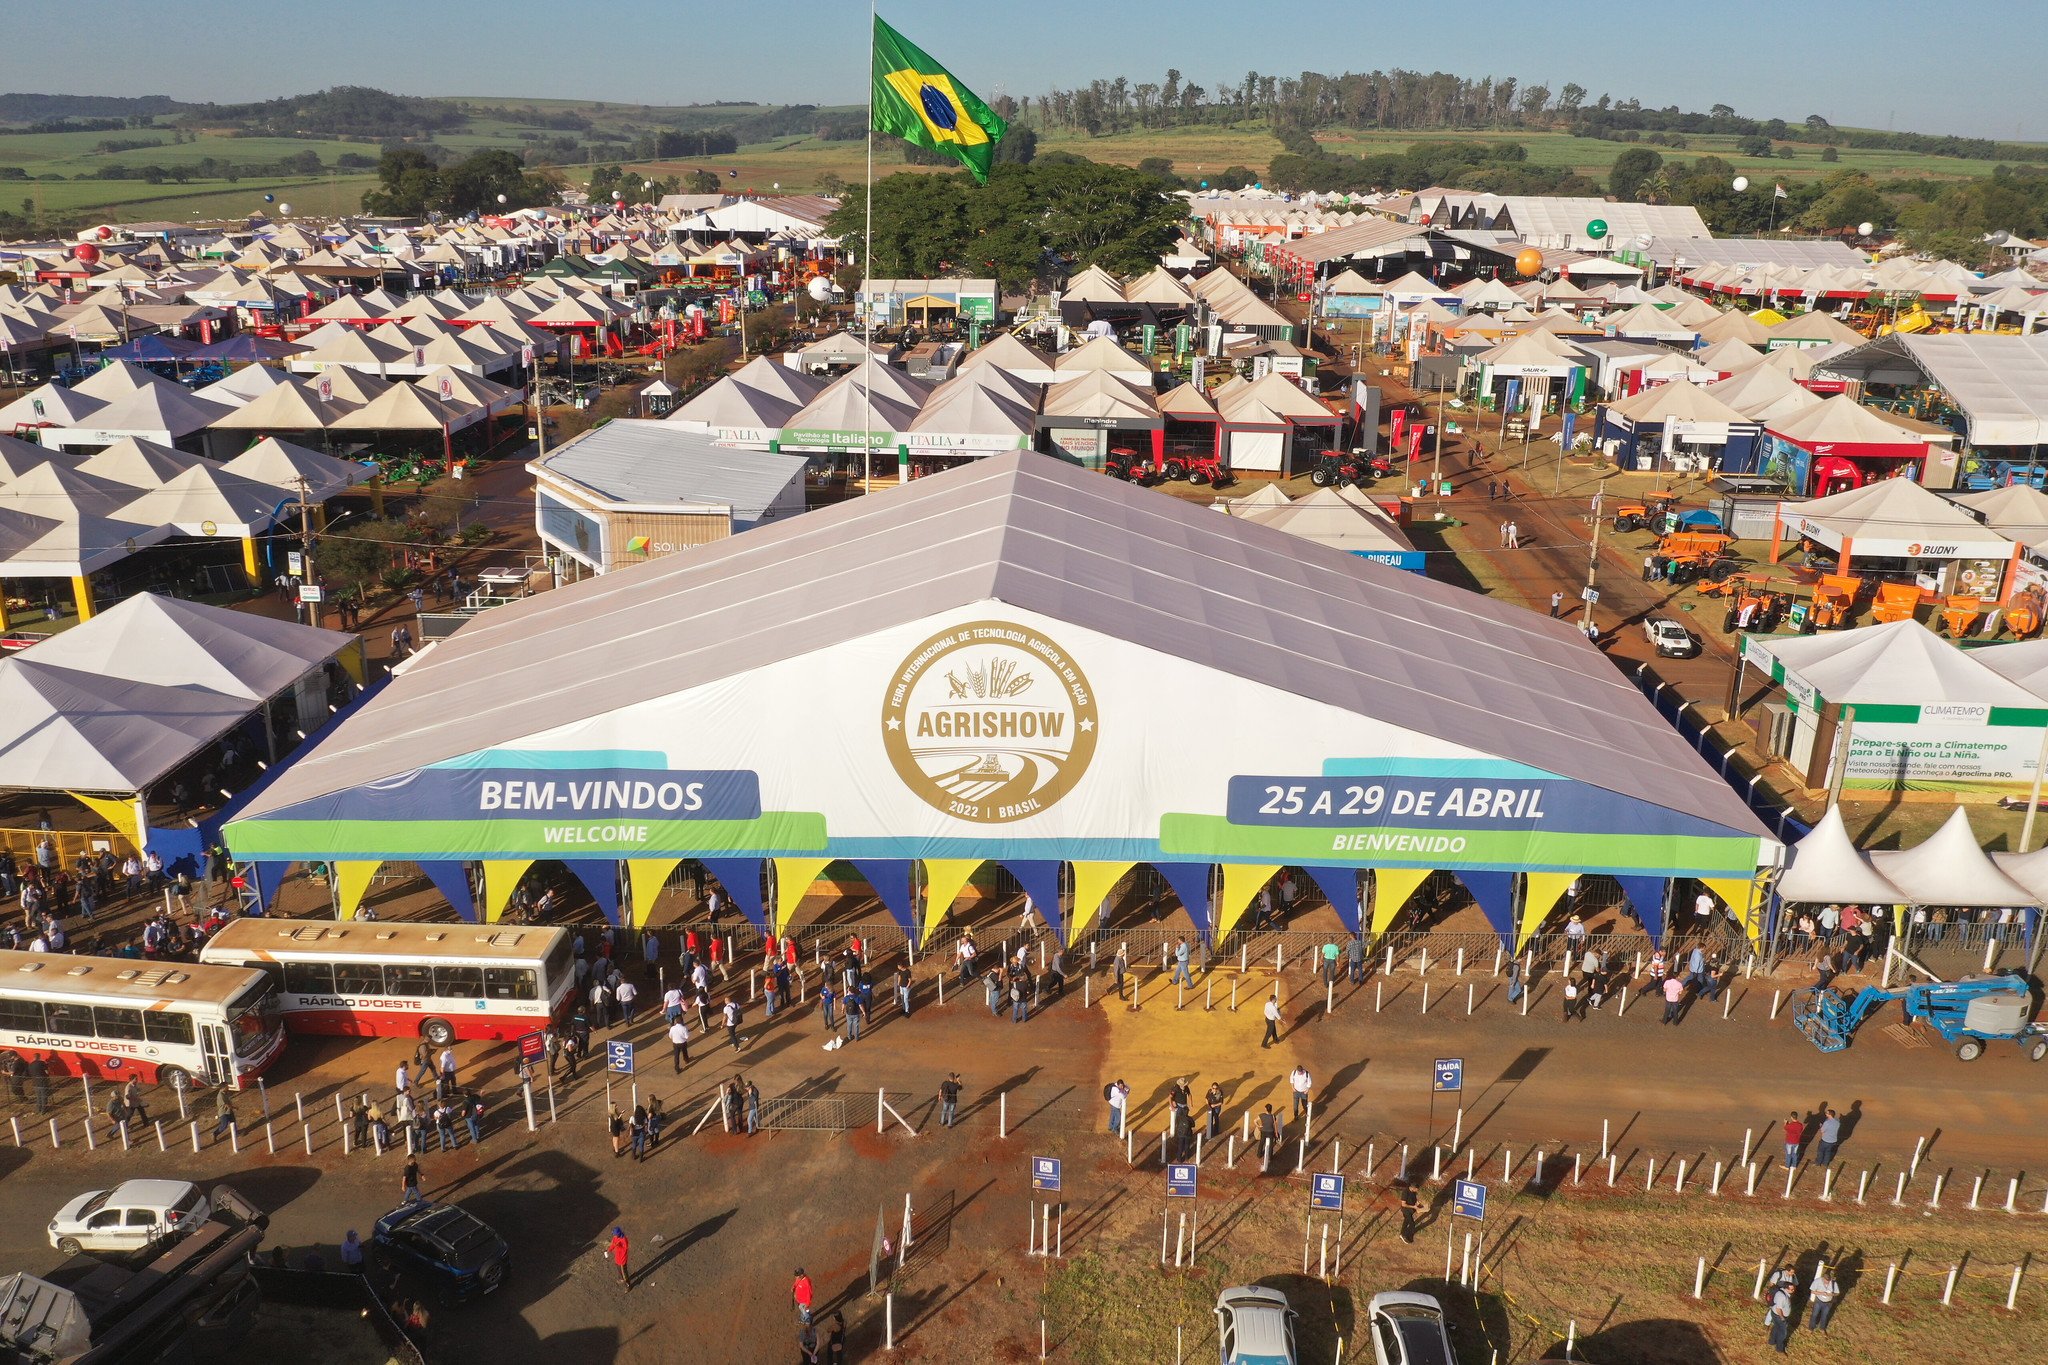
[226, 981, 283, 1058]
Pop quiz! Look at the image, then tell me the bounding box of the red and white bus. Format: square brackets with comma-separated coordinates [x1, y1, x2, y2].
[199, 919, 576, 1046]
[0, 950, 286, 1091]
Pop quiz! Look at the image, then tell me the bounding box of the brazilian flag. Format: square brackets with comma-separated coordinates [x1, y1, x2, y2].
[871, 15, 1007, 184]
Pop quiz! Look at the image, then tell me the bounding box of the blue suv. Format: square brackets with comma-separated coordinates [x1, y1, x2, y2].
[371, 1201, 509, 1304]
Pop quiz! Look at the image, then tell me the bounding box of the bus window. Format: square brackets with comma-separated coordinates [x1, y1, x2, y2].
[334, 963, 384, 996]
[433, 966, 484, 998]
[143, 1012, 195, 1046]
[386, 964, 433, 998]
[92, 1007, 147, 1041]
[0, 999, 43, 1032]
[284, 961, 336, 994]
[542, 937, 572, 994]
[43, 1003, 95, 1037]
[484, 967, 537, 1001]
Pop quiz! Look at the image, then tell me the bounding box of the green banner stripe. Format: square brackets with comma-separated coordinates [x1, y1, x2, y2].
[1159, 814, 1760, 877]
[225, 812, 829, 862]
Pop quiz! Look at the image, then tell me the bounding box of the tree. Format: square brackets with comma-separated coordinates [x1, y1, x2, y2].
[685, 169, 720, 194]
[993, 127, 1037, 165]
[1709, 103, 1736, 120]
[816, 171, 845, 197]
[1135, 156, 1176, 181]
[1735, 135, 1772, 157]
[360, 147, 443, 216]
[1801, 175, 1892, 231]
[1557, 83, 1587, 115]
[1820, 145, 1840, 163]
[319, 519, 411, 600]
[1609, 146, 1663, 201]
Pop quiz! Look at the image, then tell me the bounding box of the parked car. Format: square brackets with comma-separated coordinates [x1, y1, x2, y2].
[1367, 1291, 1455, 1365]
[1214, 1284, 1298, 1364]
[1643, 617, 1700, 658]
[372, 1201, 509, 1304]
[48, 1179, 210, 1257]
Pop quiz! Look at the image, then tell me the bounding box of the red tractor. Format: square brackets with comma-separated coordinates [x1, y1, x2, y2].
[1159, 448, 1233, 487]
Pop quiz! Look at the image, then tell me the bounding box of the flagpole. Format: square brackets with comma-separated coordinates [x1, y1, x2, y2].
[862, 0, 876, 495]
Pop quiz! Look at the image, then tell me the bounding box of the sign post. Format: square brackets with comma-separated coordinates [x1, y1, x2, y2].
[605, 1040, 634, 1075]
[1032, 1156, 1062, 1192]
[1311, 1173, 1345, 1211]
[1431, 1057, 1463, 1154]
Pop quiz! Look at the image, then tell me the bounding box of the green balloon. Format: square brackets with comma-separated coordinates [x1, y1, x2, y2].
[1586, 219, 1609, 240]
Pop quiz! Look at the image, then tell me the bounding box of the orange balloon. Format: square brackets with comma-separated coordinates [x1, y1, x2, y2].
[1515, 248, 1544, 278]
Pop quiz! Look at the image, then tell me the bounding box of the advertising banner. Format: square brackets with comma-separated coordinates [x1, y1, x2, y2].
[1839, 720, 2047, 792]
[229, 608, 1763, 878]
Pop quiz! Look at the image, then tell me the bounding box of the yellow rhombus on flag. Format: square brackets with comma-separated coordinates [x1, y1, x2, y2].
[871, 15, 1007, 183]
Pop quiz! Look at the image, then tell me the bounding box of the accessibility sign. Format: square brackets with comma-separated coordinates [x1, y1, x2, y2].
[1032, 1156, 1062, 1192]
[1433, 1058, 1464, 1093]
[1453, 1179, 1487, 1220]
[1166, 1164, 1198, 1198]
[1310, 1173, 1345, 1211]
[605, 1040, 634, 1074]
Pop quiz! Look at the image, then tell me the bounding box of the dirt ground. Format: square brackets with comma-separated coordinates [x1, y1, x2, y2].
[0, 944, 2042, 1365]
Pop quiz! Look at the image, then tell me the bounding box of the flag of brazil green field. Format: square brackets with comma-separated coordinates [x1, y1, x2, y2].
[872, 15, 1007, 183]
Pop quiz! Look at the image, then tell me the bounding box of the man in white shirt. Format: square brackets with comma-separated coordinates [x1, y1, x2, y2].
[614, 977, 638, 1027]
[393, 1061, 411, 1098]
[1262, 993, 1282, 1048]
[1289, 1065, 1312, 1122]
[667, 1017, 691, 1073]
[1106, 1078, 1127, 1136]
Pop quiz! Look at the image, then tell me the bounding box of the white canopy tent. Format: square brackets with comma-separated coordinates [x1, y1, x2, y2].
[1774, 805, 1906, 904]
[1870, 807, 2036, 907]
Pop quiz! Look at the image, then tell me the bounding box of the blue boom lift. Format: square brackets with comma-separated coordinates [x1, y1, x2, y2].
[1792, 974, 2048, 1062]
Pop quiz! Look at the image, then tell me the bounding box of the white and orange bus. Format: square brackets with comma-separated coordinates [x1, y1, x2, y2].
[0, 951, 286, 1091]
[199, 920, 576, 1047]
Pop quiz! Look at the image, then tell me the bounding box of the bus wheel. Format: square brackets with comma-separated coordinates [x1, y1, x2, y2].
[159, 1066, 191, 1094]
[422, 1018, 456, 1048]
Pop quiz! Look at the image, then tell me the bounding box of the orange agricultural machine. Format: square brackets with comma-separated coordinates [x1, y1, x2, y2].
[1806, 573, 1862, 631]
[1869, 581, 1923, 624]
[1614, 490, 1682, 532]
[1656, 530, 1739, 584]
[1941, 595, 1985, 637]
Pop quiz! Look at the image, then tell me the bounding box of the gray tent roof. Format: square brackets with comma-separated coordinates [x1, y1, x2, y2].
[21, 591, 348, 700]
[235, 452, 1769, 838]
[528, 419, 809, 518]
[0, 656, 252, 793]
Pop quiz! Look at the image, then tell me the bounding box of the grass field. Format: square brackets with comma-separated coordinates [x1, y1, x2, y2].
[0, 109, 2029, 224]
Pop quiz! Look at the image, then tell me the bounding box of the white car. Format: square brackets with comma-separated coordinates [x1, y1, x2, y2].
[1215, 1284, 1298, 1364]
[48, 1180, 210, 1257]
[1368, 1291, 1455, 1365]
[1643, 617, 1699, 658]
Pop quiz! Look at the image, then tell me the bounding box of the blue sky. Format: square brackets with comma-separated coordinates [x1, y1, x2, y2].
[8, 0, 2042, 140]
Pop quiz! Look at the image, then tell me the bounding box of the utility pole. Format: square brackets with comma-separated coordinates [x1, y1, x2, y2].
[1580, 486, 1603, 637]
[295, 477, 322, 629]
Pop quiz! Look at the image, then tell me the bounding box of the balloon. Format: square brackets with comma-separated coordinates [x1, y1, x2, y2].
[264, 193, 275, 203]
[1732, 176, 1749, 192]
[1515, 248, 1543, 278]
[728, 170, 738, 179]
[71, 243, 100, 264]
[278, 202, 291, 214]
[497, 193, 508, 204]
[772, 182, 780, 191]
[1419, 213, 1432, 225]
[95, 226, 112, 240]
[1585, 218, 1608, 240]
[1858, 221, 1875, 237]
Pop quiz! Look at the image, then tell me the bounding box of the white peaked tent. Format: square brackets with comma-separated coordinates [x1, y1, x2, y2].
[1748, 620, 2042, 709]
[0, 658, 255, 791]
[1214, 484, 1294, 515]
[1238, 486, 1417, 556]
[1990, 845, 2048, 906]
[1774, 805, 1906, 904]
[1870, 807, 2036, 907]
[23, 591, 351, 700]
[221, 438, 367, 502]
[1979, 638, 2048, 698]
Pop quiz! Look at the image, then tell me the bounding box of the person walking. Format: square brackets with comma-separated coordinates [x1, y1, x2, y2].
[1487, 478, 1500, 501]
[1258, 1104, 1282, 1171]
[1661, 973, 1684, 1025]
[1346, 933, 1365, 985]
[1499, 520, 1510, 548]
[846, 990, 865, 1041]
[746, 1080, 761, 1135]
[401, 1155, 422, 1205]
[1204, 1081, 1224, 1141]
[1561, 975, 1580, 1021]
[1399, 1181, 1420, 1243]
[1783, 1112, 1805, 1169]
[1320, 939, 1339, 986]
[615, 977, 638, 1027]
[939, 1072, 961, 1128]
[1814, 1108, 1842, 1166]
[608, 1103, 627, 1157]
[1009, 975, 1027, 1024]
[610, 1227, 631, 1291]
[1765, 1280, 1794, 1353]
[1808, 1262, 1840, 1332]
[630, 1103, 648, 1160]
[1107, 1078, 1128, 1136]
[791, 1268, 815, 1326]
[1289, 1065, 1312, 1123]
[1171, 936, 1194, 989]
[1113, 942, 1130, 1003]
[1261, 992, 1281, 1048]
[896, 961, 913, 1017]
[210, 1086, 237, 1146]
[1506, 520, 1520, 549]
[723, 997, 745, 1052]
[1549, 590, 1563, 617]
[668, 1016, 691, 1073]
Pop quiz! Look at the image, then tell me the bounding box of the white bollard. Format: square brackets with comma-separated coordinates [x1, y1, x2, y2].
[1453, 1108, 1463, 1149]
[1911, 1135, 1926, 1178]
[1746, 1163, 1759, 1198]
[1930, 1173, 1945, 1209]
[1970, 1174, 1983, 1210]
[1883, 1263, 1897, 1305]
[2008, 1264, 2023, 1311]
[1421, 983, 1429, 1014]
[1456, 948, 1465, 976]
[1375, 981, 1382, 1013]
[1492, 946, 1502, 976]
[265, 1122, 274, 1153]
[1432, 1146, 1442, 1180]
[1467, 983, 1475, 1015]
[1127, 1128, 1133, 1166]
[1617, 986, 1628, 1017]
[1000, 1093, 1006, 1139]
[1607, 1154, 1617, 1187]
[1753, 1259, 1768, 1300]
[1465, 1149, 1475, 1179]
[886, 1292, 894, 1350]
[1674, 1159, 1687, 1193]
[1770, 989, 1781, 1020]
[1858, 1169, 1870, 1204]
[2006, 1176, 2019, 1214]
[1419, 948, 1430, 976]
[1821, 1167, 1833, 1201]
[155, 1120, 165, 1152]
[1228, 1134, 1235, 1166]
[1711, 1161, 1724, 1196]
[189, 1121, 199, 1153]
[1895, 1172, 1908, 1206]
[1573, 1153, 1581, 1185]
[1742, 1127, 1754, 1166]
[1503, 1148, 1512, 1180]
[1943, 1264, 1958, 1307]
[1693, 1257, 1707, 1300]
[1646, 1158, 1656, 1190]
[295, 1091, 304, 1124]
[1784, 1165, 1795, 1199]
[1601, 1118, 1610, 1158]
[1723, 989, 1733, 1020]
